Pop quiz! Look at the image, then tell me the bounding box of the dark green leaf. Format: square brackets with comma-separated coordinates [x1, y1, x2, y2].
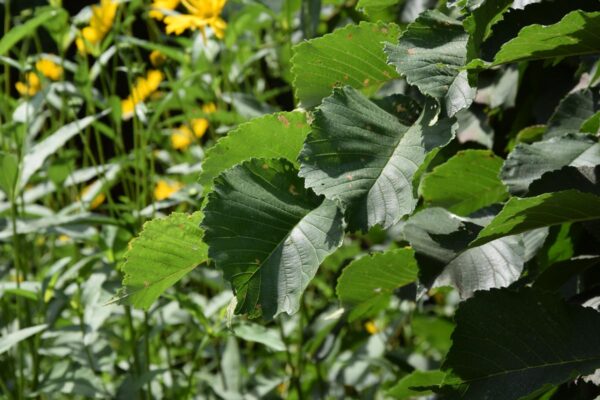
[493, 10, 600, 65]
[545, 89, 598, 139]
[202, 158, 344, 319]
[534, 255, 600, 291]
[471, 190, 600, 246]
[403, 208, 525, 298]
[420, 150, 508, 216]
[299, 86, 455, 232]
[464, 0, 513, 60]
[291, 21, 400, 108]
[0, 8, 61, 56]
[528, 165, 600, 196]
[501, 134, 600, 195]
[336, 248, 418, 321]
[442, 287, 600, 400]
[385, 10, 475, 116]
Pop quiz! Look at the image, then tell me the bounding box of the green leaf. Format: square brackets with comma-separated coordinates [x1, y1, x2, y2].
[387, 370, 447, 399]
[118, 36, 188, 64]
[291, 21, 400, 108]
[336, 248, 418, 321]
[0, 8, 61, 56]
[471, 190, 600, 247]
[501, 134, 600, 195]
[356, 0, 401, 22]
[0, 324, 47, 355]
[545, 89, 597, 139]
[442, 287, 600, 400]
[385, 10, 475, 116]
[118, 212, 207, 309]
[0, 152, 19, 200]
[233, 323, 286, 352]
[493, 10, 600, 65]
[202, 158, 344, 319]
[403, 208, 525, 298]
[299, 86, 455, 232]
[420, 150, 508, 216]
[527, 165, 600, 196]
[19, 113, 103, 191]
[534, 255, 600, 291]
[464, 0, 513, 60]
[199, 112, 310, 188]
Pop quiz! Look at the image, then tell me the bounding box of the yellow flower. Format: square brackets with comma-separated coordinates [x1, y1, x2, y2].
[164, 0, 227, 39]
[170, 116, 209, 150]
[149, 0, 180, 20]
[121, 70, 164, 119]
[154, 180, 183, 200]
[15, 72, 41, 96]
[171, 126, 194, 150]
[149, 50, 167, 67]
[76, 0, 118, 54]
[35, 59, 63, 80]
[80, 184, 106, 210]
[202, 102, 217, 113]
[365, 321, 379, 335]
[15, 58, 63, 97]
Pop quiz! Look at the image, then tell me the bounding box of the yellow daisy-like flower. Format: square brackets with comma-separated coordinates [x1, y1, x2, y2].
[154, 179, 183, 200]
[121, 70, 164, 119]
[76, 0, 118, 55]
[164, 0, 227, 39]
[15, 58, 64, 97]
[149, 0, 180, 20]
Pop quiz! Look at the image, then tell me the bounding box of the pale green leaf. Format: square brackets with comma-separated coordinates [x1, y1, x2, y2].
[299, 86, 455, 232]
[0, 324, 47, 355]
[118, 212, 207, 309]
[336, 248, 418, 320]
[421, 150, 508, 216]
[442, 287, 600, 400]
[199, 112, 310, 188]
[471, 190, 600, 247]
[19, 113, 105, 191]
[291, 21, 400, 108]
[493, 10, 600, 65]
[202, 158, 344, 319]
[385, 10, 475, 116]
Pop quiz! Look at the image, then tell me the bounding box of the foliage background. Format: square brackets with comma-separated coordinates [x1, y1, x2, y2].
[0, 0, 599, 399]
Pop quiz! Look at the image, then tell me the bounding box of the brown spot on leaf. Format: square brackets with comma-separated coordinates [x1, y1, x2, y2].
[407, 48, 416, 55]
[277, 114, 290, 127]
[363, 78, 370, 86]
[289, 184, 299, 196]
